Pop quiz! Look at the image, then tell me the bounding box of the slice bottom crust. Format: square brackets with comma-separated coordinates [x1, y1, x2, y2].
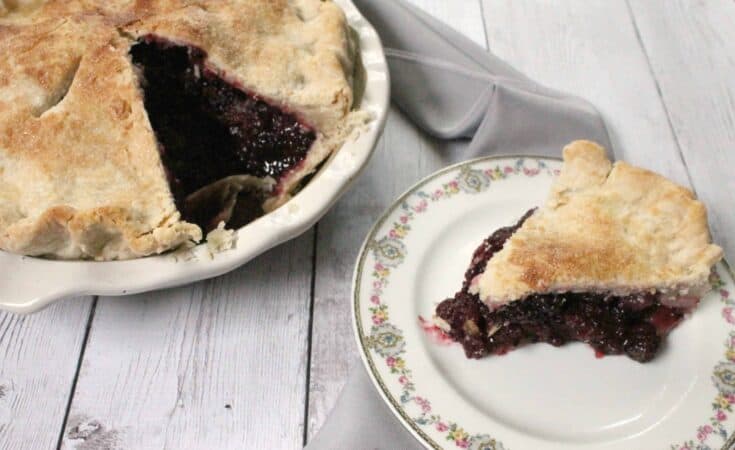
[435, 211, 691, 363]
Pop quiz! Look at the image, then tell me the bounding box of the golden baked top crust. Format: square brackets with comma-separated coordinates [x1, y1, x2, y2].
[475, 140, 723, 304]
[0, 0, 356, 260]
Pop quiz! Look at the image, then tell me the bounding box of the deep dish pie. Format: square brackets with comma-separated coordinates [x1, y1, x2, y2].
[0, 0, 363, 260]
[436, 141, 723, 362]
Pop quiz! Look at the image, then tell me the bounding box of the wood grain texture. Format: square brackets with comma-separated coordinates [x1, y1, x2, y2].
[305, 0, 489, 440]
[0, 298, 93, 450]
[627, 0, 735, 263]
[60, 234, 314, 450]
[481, 0, 692, 187]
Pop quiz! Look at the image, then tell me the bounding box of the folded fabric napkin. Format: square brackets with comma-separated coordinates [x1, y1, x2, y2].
[306, 0, 613, 448]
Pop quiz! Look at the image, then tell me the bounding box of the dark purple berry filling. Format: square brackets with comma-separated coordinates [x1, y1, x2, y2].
[129, 37, 316, 231]
[435, 210, 685, 363]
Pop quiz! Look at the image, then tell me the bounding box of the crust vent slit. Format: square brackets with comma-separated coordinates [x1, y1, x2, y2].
[115, 27, 137, 43]
[34, 57, 81, 117]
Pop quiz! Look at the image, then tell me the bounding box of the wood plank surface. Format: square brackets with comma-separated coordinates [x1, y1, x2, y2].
[0, 299, 93, 450]
[481, 0, 691, 186]
[627, 0, 735, 263]
[60, 235, 314, 450]
[305, 0, 489, 441]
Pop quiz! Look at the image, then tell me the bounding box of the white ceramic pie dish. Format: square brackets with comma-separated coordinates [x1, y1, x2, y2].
[0, 0, 390, 314]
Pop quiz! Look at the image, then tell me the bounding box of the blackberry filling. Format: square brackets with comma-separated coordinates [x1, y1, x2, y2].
[435, 210, 686, 363]
[129, 37, 316, 232]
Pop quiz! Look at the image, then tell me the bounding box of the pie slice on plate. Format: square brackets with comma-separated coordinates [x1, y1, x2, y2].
[436, 141, 723, 362]
[0, 0, 363, 260]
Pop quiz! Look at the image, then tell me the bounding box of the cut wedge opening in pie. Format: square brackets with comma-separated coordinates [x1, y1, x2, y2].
[435, 141, 723, 363]
[0, 1, 365, 260]
[130, 37, 318, 233]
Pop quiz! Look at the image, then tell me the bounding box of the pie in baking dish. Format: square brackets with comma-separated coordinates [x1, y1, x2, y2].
[0, 0, 363, 260]
[435, 141, 723, 362]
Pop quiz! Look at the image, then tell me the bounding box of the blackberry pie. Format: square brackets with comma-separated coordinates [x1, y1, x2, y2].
[0, 0, 362, 260]
[436, 141, 723, 362]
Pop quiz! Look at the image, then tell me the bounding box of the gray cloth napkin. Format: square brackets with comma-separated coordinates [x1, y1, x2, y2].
[305, 1, 613, 448]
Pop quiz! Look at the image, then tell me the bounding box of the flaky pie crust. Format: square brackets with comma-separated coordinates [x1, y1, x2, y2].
[476, 141, 723, 304]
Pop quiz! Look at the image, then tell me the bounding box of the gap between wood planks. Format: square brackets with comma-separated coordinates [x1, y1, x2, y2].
[623, 0, 697, 192]
[302, 223, 319, 447]
[55, 298, 98, 450]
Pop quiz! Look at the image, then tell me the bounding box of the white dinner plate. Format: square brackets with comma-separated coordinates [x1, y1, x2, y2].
[353, 155, 735, 450]
[0, 0, 390, 314]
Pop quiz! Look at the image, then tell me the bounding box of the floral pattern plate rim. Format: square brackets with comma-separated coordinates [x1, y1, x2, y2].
[352, 155, 735, 450]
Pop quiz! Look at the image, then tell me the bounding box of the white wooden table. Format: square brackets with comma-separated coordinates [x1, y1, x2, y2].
[1, 1, 733, 449]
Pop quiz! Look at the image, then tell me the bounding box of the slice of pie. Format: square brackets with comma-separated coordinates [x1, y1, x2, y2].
[436, 141, 723, 362]
[0, 0, 362, 260]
